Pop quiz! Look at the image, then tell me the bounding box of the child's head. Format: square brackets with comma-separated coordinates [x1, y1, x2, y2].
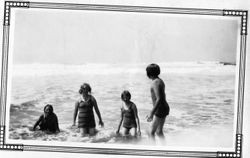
[121, 90, 131, 102]
[146, 63, 160, 78]
[79, 83, 91, 95]
[44, 104, 53, 116]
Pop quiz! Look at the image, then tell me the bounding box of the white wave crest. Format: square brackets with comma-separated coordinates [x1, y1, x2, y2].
[11, 62, 235, 77]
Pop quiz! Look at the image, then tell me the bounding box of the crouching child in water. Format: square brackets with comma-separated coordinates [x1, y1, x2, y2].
[116, 90, 141, 137]
[33, 104, 60, 133]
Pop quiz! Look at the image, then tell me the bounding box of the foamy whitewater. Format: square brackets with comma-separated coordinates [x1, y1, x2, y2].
[9, 62, 236, 148]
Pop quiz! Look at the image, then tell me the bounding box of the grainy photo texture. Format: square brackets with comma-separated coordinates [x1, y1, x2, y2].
[0, 1, 248, 158]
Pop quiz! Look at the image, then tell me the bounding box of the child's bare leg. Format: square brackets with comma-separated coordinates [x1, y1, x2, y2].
[130, 128, 137, 137]
[123, 127, 130, 136]
[80, 128, 88, 137]
[89, 128, 96, 136]
[156, 117, 166, 138]
[150, 116, 159, 139]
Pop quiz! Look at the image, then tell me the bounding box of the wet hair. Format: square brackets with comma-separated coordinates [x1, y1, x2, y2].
[44, 104, 53, 113]
[146, 63, 160, 78]
[79, 83, 92, 94]
[121, 90, 131, 101]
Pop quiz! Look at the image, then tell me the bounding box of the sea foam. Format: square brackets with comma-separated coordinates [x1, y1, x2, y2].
[11, 62, 235, 77]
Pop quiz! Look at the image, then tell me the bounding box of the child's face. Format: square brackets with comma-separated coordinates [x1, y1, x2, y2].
[44, 107, 51, 116]
[122, 95, 130, 102]
[81, 86, 89, 95]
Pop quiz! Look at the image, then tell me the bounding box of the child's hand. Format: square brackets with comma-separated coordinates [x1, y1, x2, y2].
[99, 120, 104, 127]
[146, 114, 153, 122]
[116, 130, 122, 136]
[137, 130, 141, 136]
[72, 122, 76, 127]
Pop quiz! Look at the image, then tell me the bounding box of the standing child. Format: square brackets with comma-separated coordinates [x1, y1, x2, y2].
[146, 63, 170, 138]
[33, 104, 60, 133]
[73, 83, 104, 137]
[116, 90, 141, 137]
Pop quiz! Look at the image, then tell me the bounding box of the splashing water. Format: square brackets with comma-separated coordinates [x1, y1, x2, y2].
[9, 62, 235, 148]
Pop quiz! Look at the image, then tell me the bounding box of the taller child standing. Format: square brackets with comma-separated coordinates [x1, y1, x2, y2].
[146, 63, 170, 138]
[73, 83, 104, 136]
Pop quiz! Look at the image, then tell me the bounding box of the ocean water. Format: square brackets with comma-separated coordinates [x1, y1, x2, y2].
[8, 62, 236, 148]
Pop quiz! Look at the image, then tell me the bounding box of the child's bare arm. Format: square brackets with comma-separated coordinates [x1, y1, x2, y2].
[33, 115, 42, 130]
[116, 108, 124, 133]
[92, 97, 104, 127]
[73, 101, 79, 126]
[132, 104, 141, 134]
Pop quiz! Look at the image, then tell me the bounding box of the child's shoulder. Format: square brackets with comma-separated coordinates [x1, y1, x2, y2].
[120, 103, 126, 110]
[129, 101, 136, 105]
[152, 78, 164, 86]
[39, 114, 45, 119]
[120, 103, 124, 108]
[52, 113, 58, 118]
[130, 102, 137, 109]
[90, 94, 95, 99]
[75, 99, 81, 105]
[90, 95, 97, 102]
[153, 78, 161, 83]
[77, 96, 84, 103]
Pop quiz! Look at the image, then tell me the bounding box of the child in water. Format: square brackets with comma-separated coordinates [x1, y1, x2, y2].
[116, 90, 141, 137]
[146, 63, 170, 138]
[73, 83, 104, 137]
[33, 104, 60, 133]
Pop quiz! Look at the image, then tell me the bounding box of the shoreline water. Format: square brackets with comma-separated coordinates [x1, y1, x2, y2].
[8, 121, 234, 149]
[8, 62, 236, 148]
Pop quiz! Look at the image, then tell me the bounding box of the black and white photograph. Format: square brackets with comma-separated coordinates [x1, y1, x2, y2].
[0, 0, 249, 158]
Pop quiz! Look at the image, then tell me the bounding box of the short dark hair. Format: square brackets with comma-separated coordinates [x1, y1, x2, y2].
[121, 90, 131, 101]
[79, 83, 92, 94]
[44, 104, 53, 113]
[146, 63, 160, 78]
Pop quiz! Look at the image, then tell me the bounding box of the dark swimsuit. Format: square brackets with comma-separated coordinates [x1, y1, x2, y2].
[154, 102, 170, 118]
[38, 113, 59, 133]
[122, 105, 137, 129]
[78, 98, 96, 128]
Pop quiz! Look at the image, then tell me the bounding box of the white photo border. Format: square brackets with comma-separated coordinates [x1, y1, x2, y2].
[0, 1, 248, 158]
